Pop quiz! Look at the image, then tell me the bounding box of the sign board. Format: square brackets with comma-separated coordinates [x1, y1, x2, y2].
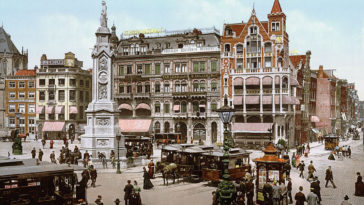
[123, 28, 164, 36]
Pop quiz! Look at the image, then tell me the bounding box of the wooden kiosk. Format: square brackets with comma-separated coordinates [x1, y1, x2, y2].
[324, 134, 339, 150]
[253, 142, 287, 204]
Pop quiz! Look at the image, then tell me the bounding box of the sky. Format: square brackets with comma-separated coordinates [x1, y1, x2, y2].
[1, 0, 363, 99]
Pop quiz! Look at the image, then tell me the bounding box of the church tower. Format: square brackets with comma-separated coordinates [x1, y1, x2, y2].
[81, 1, 125, 158]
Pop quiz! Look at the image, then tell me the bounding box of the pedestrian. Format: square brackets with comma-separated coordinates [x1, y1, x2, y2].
[50, 139, 54, 149]
[302, 144, 305, 155]
[294, 186, 306, 205]
[212, 191, 217, 205]
[340, 195, 352, 205]
[355, 172, 364, 196]
[291, 152, 296, 168]
[307, 143, 310, 153]
[298, 161, 305, 178]
[310, 176, 321, 204]
[110, 150, 116, 168]
[90, 165, 97, 188]
[132, 180, 142, 205]
[306, 188, 319, 205]
[143, 167, 154, 189]
[38, 149, 43, 161]
[246, 179, 254, 205]
[287, 178, 293, 204]
[83, 150, 90, 168]
[31, 147, 36, 159]
[280, 180, 287, 205]
[124, 180, 133, 205]
[348, 146, 351, 158]
[238, 178, 246, 204]
[263, 180, 273, 205]
[95, 195, 104, 205]
[307, 161, 316, 181]
[272, 181, 281, 205]
[325, 166, 336, 188]
[284, 162, 291, 178]
[41, 138, 46, 149]
[114, 198, 121, 205]
[148, 160, 155, 179]
[101, 153, 107, 169]
[50, 151, 56, 163]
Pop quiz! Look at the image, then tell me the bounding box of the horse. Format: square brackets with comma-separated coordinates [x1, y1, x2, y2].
[156, 162, 178, 185]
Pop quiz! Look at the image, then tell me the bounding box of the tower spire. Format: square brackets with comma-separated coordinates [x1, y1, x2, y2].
[271, 0, 283, 14]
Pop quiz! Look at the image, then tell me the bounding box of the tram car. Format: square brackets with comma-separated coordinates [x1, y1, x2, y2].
[324, 134, 339, 150]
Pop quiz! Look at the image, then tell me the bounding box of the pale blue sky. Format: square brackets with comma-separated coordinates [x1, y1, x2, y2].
[1, 0, 363, 99]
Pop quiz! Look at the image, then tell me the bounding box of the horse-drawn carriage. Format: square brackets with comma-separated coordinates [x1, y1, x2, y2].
[324, 134, 339, 150]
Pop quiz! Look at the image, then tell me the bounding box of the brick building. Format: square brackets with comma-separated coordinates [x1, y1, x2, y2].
[221, 0, 299, 148]
[5, 70, 36, 136]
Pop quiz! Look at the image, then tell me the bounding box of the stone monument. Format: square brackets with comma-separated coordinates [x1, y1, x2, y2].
[80, 1, 125, 158]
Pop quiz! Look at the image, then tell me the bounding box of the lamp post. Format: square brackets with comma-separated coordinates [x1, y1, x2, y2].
[216, 95, 235, 205]
[115, 133, 122, 174]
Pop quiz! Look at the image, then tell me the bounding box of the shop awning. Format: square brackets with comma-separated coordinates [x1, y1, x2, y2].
[233, 96, 243, 105]
[311, 116, 320, 123]
[312, 128, 319, 134]
[232, 123, 273, 133]
[173, 105, 180, 111]
[262, 96, 272, 104]
[46, 106, 54, 114]
[262, 77, 273, 85]
[233, 78, 243, 86]
[36, 106, 44, 114]
[245, 77, 260, 85]
[55, 106, 64, 114]
[135, 103, 151, 110]
[118, 103, 132, 111]
[69, 106, 78, 114]
[199, 104, 206, 108]
[42, 122, 65, 132]
[118, 119, 152, 134]
[245, 96, 259, 104]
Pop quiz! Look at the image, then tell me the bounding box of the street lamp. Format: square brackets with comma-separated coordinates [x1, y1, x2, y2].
[115, 133, 122, 174]
[216, 95, 236, 205]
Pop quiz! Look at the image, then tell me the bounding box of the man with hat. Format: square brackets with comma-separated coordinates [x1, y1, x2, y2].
[272, 181, 281, 205]
[287, 178, 293, 204]
[95, 195, 103, 205]
[340, 195, 351, 205]
[294, 186, 306, 205]
[310, 176, 321, 204]
[306, 188, 318, 205]
[297, 161, 305, 178]
[325, 166, 336, 188]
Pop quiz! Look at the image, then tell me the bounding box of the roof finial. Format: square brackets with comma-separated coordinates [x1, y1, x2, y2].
[252, 3, 256, 16]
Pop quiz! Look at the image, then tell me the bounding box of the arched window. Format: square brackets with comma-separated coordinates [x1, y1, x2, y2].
[154, 101, 161, 113]
[181, 81, 187, 92]
[164, 81, 170, 93]
[175, 81, 180, 92]
[126, 83, 132, 93]
[225, 27, 232, 36]
[200, 80, 206, 92]
[193, 123, 206, 141]
[118, 83, 124, 94]
[278, 58, 283, 68]
[137, 82, 143, 93]
[224, 44, 231, 53]
[264, 42, 272, 53]
[145, 82, 150, 93]
[282, 76, 288, 89]
[211, 101, 217, 112]
[193, 101, 199, 112]
[211, 122, 217, 143]
[236, 44, 244, 54]
[164, 122, 170, 133]
[154, 122, 160, 133]
[199, 101, 206, 113]
[211, 80, 217, 92]
[155, 81, 161, 93]
[181, 101, 187, 113]
[193, 80, 199, 92]
[164, 101, 170, 113]
[174, 101, 180, 113]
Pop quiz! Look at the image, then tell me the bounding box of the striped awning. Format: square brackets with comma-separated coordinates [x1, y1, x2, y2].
[55, 106, 64, 114]
[69, 106, 78, 114]
[245, 77, 260, 85]
[262, 77, 273, 85]
[136, 103, 151, 110]
[232, 123, 273, 133]
[262, 96, 272, 104]
[199, 104, 206, 108]
[119, 119, 152, 134]
[233, 96, 243, 105]
[118, 103, 132, 111]
[245, 96, 259, 104]
[46, 106, 54, 114]
[36, 106, 44, 114]
[233, 78, 243, 86]
[42, 121, 65, 132]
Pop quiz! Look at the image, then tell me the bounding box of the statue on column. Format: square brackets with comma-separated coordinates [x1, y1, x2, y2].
[100, 1, 108, 27]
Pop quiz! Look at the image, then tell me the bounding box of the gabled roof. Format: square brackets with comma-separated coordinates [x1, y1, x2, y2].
[289, 55, 306, 69]
[271, 0, 283, 14]
[225, 23, 246, 37]
[15, 70, 36, 76]
[0, 27, 20, 54]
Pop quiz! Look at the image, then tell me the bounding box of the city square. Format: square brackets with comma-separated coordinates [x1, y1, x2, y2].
[1, 0, 364, 204]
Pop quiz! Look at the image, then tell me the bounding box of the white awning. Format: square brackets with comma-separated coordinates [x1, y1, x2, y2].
[46, 106, 54, 114]
[173, 105, 180, 111]
[232, 123, 273, 133]
[69, 106, 78, 114]
[55, 106, 64, 114]
[36, 106, 44, 114]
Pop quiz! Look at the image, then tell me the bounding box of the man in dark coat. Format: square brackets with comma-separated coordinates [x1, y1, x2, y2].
[310, 176, 321, 204]
[31, 147, 36, 158]
[246, 179, 254, 205]
[355, 172, 364, 196]
[124, 180, 133, 205]
[263, 181, 273, 205]
[143, 167, 154, 189]
[294, 186, 306, 205]
[298, 161, 305, 178]
[284, 163, 291, 178]
[90, 165, 97, 188]
[38, 149, 43, 161]
[287, 178, 293, 204]
[325, 166, 336, 188]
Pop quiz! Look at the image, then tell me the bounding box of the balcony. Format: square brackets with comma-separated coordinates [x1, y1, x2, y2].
[114, 93, 132, 99]
[162, 46, 219, 54]
[246, 89, 260, 95]
[231, 67, 288, 74]
[172, 113, 188, 119]
[48, 84, 56, 90]
[263, 89, 273, 94]
[282, 88, 289, 94]
[191, 112, 206, 119]
[134, 93, 150, 99]
[221, 52, 234, 58]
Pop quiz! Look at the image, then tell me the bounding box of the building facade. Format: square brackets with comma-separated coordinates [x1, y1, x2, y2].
[221, 0, 299, 148]
[0, 26, 28, 136]
[5, 70, 36, 136]
[36, 52, 92, 139]
[112, 27, 222, 145]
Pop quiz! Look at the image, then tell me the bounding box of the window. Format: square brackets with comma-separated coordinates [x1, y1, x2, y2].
[236, 44, 244, 54]
[181, 81, 187, 92]
[211, 61, 217, 72]
[9, 92, 15, 98]
[28, 118, 35, 125]
[58, 79, 65, 86]
[137, 83, 143, 93]
[79, 106, 84, 119]
[9, 117, 15, 126]
[181, 101, 187, 113]
[58, 114, 64, 120]
[211, 81, 217, 92]
[69, 114, 76, 120]
[28, 104, 35, 113]
[166, 43, 170, 48]
[135, 44, 139, 55]
[119, 65, 124, 75]
[193, 81, 199, 92]
[69, 90, 76, 101]
[145, 64, 151, 75]
[164, 64, 170, 74]
[278, 58, 283, 68]
[39, 114, 45, 120]
[28, 92, 35, 98]
[211, 102, 217, 111]
[164, 82, 170, 93]
[28, 81, 35, 88]
[264, 42, 272, 53]
[175, 63, 181, 73]
[145, 83, 150, 93]
[127, 84, 132, 93]
[70, 79, 76, 86]
[225, 28, 232, 36]
[9, 104, 15, 113]
[224, 44, 231, 53]
[199, 62, 205, 72]
[193, 62, 199, 72]
[9, 81, 16, 88]
[250, 26, 257, 34]
[85, 92, 89, 102]
[193, 62, 205, 72]
[164, 102, 170, 113]
[127, 65, 133, 74]
[58, 90, 65, 101]
[137, 64, 143, 74]
[48, 114, 55, 120]
[181, 63, 187, 72]
[175, 81, 180, 92]
[19, 82, 25, 88]
[164, 122, 170, 133]
[119, 84, 124, 93]
[123, 47, 129, 55]
[237, 59, 244, 70]
[79, 91, 84, 102]
[49, 79, 55, 86]
[265, 57, 272, 68]
[19, 117, 25, 125]
[200, 81, 206, 92]
[39, 91, 45, 101]
[140, 46, 146, 55]
[80, 80, 84, 87]
[155, 102, 160, 113]
[271, 22, 280, 31]
[39, 79, 45, 86]
[155, 64, 161, 74]
[155, 82, 160, 93]
[193, 101, 199, 112]
[86, 80, 89, 88]
[154, 122, 160, 133]
[224, 78, 228, 86]
[19, 92, 25, 98]
[19, 104, 25, 113]
[48, 90, 55, 101]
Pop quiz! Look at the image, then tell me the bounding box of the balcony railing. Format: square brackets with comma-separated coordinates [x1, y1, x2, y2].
[246, 89, 260, 95]
[221, 52, 234, 58]
[232, 67, 288, 74]
[263, 89, 273, 94]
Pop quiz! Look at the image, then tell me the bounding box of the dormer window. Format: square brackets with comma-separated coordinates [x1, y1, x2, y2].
[178, 44, 183, 48]
[225, 27, 232, 36]
[272, 22, 280, 31]
[250, 26, 258, 35]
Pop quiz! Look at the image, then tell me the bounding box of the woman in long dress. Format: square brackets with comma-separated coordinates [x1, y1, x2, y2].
[143, 167, 154, 189]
